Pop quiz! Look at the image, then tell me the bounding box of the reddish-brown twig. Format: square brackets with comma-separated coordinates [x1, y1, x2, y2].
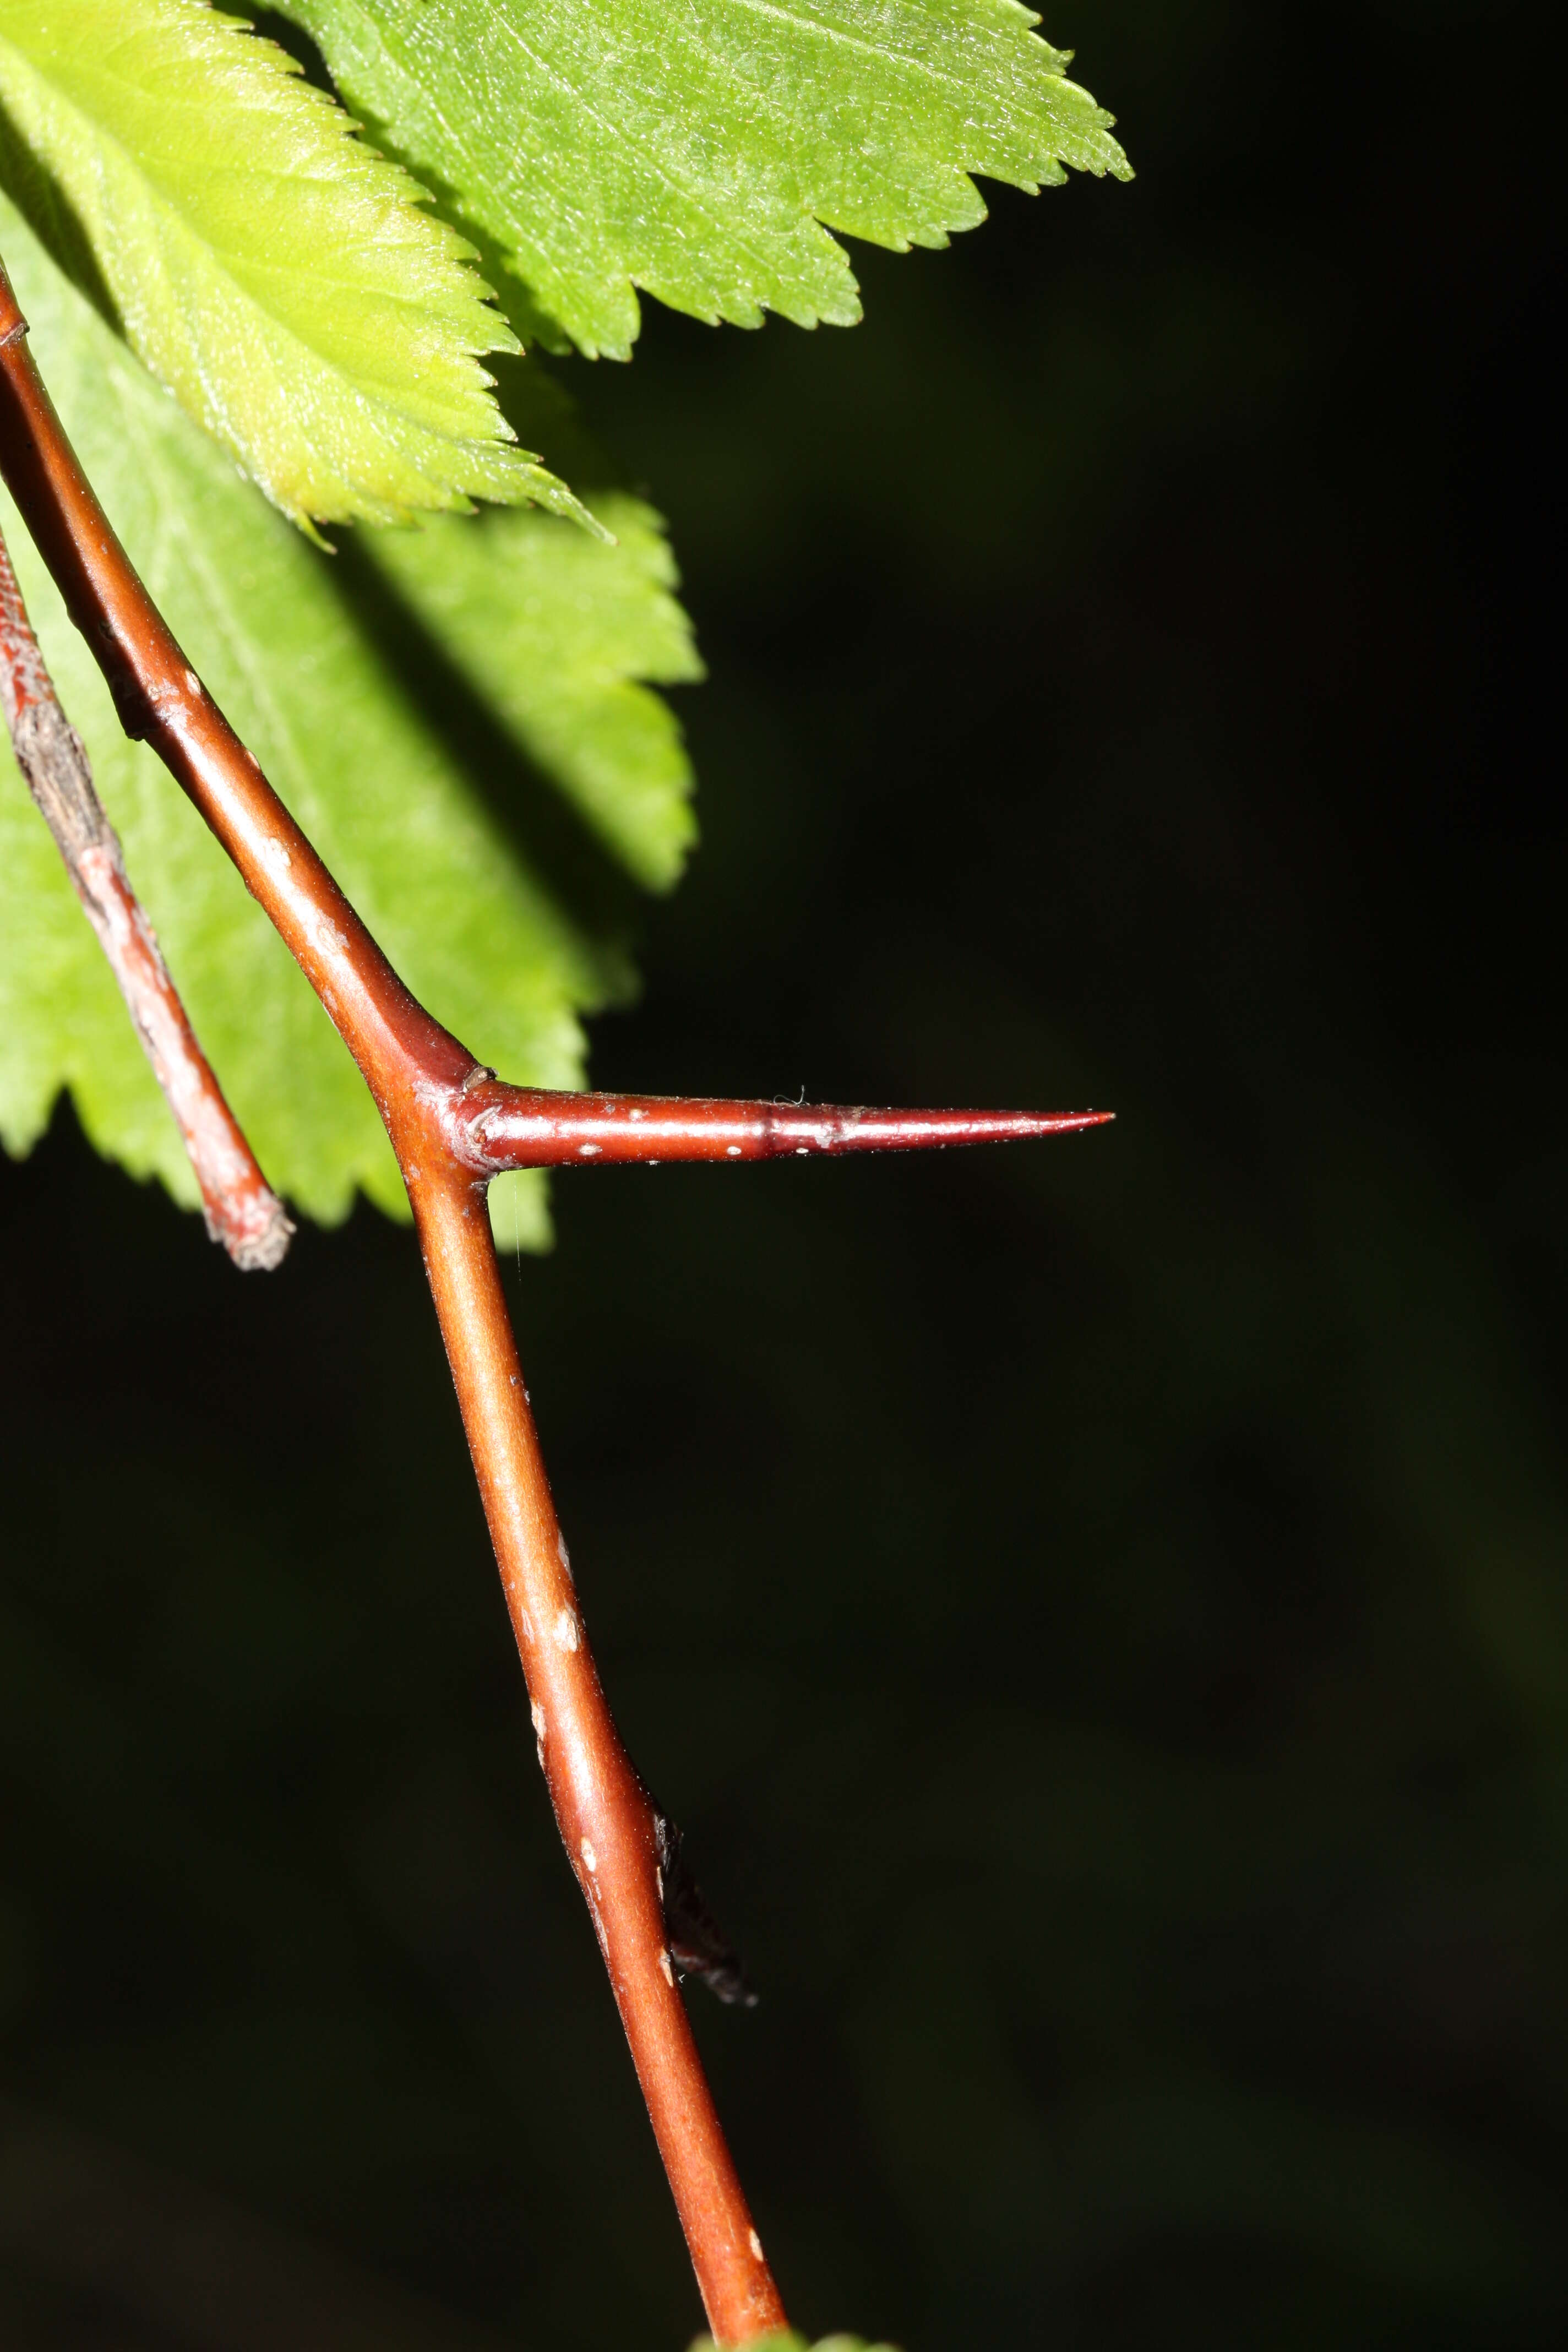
[0, 255, 1110, 2344]
[0, 522, 292, 1270]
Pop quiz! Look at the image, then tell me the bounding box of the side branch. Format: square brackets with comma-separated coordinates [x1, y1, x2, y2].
[0, 525, 291, 1270]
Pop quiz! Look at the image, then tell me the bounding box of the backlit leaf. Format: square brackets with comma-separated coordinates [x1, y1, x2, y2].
[270, 0, 1131, 360]
[0, 0, 578, 527]
[368, 495, 701, 892]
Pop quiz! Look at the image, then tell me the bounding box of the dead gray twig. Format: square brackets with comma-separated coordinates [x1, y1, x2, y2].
[0, 524, 291, 1268]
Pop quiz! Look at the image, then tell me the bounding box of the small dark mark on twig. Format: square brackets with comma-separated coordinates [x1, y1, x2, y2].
[653, 1809, 758, 2008]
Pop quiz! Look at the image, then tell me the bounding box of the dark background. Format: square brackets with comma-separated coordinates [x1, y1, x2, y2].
[2, 0, 1562, 2344]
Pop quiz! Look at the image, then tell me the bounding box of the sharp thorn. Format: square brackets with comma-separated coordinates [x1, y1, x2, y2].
[465, 1089, 1115, 1173]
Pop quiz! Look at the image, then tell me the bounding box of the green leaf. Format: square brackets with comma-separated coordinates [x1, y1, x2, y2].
[0, 197, 654, 1245]
[367, 494, 701, 891]
[269, 0, 1131, 361]
[688, 2337, 902, 2351]
[0, 0, 579, 529]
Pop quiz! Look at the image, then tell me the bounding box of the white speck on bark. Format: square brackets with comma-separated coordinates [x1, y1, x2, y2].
[659, 1949, 674, 1986]
[580, 1837, 597, 1873]
[552, 1606, 580, 1652]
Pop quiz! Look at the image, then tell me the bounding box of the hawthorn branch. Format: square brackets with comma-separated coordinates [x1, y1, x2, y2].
[0, 256, 1109, 2346]
[0, 522, 292, 1271]
[0, 262, 786, 2343]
